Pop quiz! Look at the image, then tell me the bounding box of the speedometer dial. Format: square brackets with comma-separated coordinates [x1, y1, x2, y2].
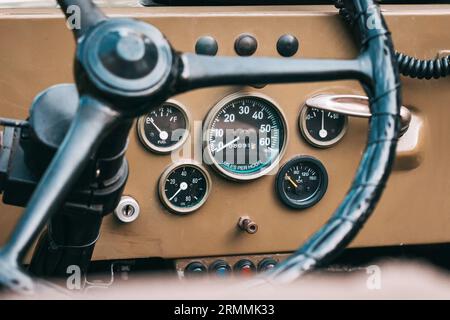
[204, 93, 287, 181]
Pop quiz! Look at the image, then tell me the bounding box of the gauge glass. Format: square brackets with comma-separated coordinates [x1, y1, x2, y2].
[276, 156, 328, 209]
[299, 106, 347, 148]
[138, 100, 189, 154]
[159, 161, 211, 214]
[204, 93, 287, 181]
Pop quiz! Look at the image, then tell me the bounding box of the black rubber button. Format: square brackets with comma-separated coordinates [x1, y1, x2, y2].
[277, 34, 299, 57]
[234, 34, 258, 56]
[195, 36, 218, 56]
[184, 262, 207, 278]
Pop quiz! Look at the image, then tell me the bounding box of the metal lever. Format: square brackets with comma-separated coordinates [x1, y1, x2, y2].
[305, 94, 411, 136]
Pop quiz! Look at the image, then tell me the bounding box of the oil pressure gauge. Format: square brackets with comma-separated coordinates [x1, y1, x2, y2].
[159, 161, 211, 215]
[276, 156, 328, 209]
[299, 105, 347, 148]
[137, 100, 190, 154]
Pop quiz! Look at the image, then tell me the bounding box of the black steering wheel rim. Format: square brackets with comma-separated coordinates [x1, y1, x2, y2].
[0, 0, 401, 293]
[265, 1, 401, 282]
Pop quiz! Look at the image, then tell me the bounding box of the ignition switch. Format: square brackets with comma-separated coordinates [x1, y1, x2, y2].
[114, 196, 140, 223]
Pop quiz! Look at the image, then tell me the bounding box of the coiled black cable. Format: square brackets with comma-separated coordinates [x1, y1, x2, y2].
[395, 53, 450, 79]
[334, 0, 450, 79]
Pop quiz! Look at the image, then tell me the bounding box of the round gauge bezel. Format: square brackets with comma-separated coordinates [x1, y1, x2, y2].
[275, 155, 328, 209]
[299, 104, 348, 149]
[158, 160, 212, 215]
[203, 92, 288, 181]
[137, 99, 190, 154]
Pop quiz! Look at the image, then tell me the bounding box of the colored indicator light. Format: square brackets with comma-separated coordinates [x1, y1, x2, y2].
[233, 259, 256, 276]
[209, 260, 232, 278]
[240, 265, 254, 276]
[216, 267, 230, 277]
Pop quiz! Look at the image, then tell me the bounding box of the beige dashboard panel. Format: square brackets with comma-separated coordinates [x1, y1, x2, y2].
[0, 5, 449, 260]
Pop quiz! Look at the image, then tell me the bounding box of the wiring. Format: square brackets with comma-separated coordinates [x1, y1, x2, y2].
[334, 0, 450, 79]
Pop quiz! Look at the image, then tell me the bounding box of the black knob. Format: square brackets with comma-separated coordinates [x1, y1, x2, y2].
[195, 36, 218, 56]
[234, 34, 258, 56]
[277, 34, 299, 57]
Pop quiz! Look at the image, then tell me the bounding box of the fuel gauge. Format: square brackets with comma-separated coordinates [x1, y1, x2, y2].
[137, 100, 190, 154]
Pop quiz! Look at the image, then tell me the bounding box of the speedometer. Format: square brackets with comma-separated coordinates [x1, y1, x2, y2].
[203, 93, 287, 181]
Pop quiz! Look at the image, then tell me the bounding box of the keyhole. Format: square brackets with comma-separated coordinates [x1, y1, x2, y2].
[122, 204, 135, 217]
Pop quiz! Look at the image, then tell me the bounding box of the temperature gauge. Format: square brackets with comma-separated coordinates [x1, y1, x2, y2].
[137, 100, 190, 154]
[159, 161, 211, 214]
[276, 156, 328, 209]
[299, 106, 347, 148]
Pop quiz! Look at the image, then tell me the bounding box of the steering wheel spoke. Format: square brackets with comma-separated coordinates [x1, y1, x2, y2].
[0, 96, 121, 272]
[176, 53, 372, 92]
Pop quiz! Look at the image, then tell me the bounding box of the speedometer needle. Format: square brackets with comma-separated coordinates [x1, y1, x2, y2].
[215, 137, 240, 153]
[285, 174, 298, 188]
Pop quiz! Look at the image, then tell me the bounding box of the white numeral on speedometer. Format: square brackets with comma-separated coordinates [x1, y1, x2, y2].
[239, 105, 250, 114]
[260, 124, 271, 133]
[252, 111, 264, 120]
[224, 114, 235, 122]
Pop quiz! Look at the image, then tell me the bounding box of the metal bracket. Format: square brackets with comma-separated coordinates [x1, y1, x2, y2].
[305, 94, 411, 137]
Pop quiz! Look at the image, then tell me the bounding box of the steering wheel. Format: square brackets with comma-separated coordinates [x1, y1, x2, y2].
[0, 0, 401, 293]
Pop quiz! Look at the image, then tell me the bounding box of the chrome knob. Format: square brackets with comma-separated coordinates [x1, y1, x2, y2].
[305, 94, 411, 137]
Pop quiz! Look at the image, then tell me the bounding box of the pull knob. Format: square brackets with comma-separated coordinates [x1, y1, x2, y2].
[305, 94, 411, 137]
[238, 216, 258, 234]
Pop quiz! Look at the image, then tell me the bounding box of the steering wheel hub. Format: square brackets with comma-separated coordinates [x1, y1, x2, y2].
[115, 33, 147, 63]
[80, 19, 173, 96]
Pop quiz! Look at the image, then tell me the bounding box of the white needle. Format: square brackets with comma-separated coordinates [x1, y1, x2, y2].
[150, 118, 169, 141]
[319, 110, 328, 138]
[150, 118, 162, 133]
[215, 137, 240, 153]
[169, 182, 188, 201]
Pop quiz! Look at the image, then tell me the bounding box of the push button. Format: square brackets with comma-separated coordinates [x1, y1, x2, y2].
[184, 262, 207, 278]
[277, 34, 299, 57]
[195, 36, 218, 56]
[209, 260, 232, 278]
[234, 34, 257, 56]
[258, 258, 278, 272]
[233, 259, 256, 276]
